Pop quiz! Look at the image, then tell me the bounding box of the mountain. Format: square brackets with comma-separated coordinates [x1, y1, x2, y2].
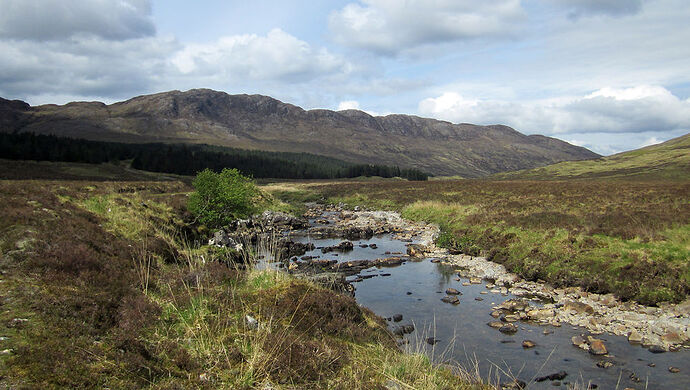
[493, 133, 690, 180]
[0, 89, 599, 177]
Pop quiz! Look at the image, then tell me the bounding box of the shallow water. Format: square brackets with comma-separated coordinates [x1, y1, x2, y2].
[293, 232, 690, 389]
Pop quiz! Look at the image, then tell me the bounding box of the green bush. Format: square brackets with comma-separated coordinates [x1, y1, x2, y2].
[187, 168, 258, 228]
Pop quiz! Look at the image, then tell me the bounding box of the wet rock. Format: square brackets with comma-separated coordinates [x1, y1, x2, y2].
[425, 337, 439, 345]
[359, 244, 368, 248]
[374, 257, 405, 267]
[491, 310, 502, 318]
[392, 314, 403, 322]
[445, 288, 461, 295]
[588, 338, 608, 355]
[441, 296, 460, 305]
[502, 314, 520, 322]
[500, 379, 527, 389]
[597, 360, 614, 369]
[499, 323, 518, 334]
[535, 371, 567, 382]
[571, 336, 587, 348]
[669, 366, 680, 373]
[321, 241, 354, 253]
[648, 345, 666, 353]
[522, 340, 536, 348]
[406, 244, 427, 257]
[661, 332, 683, 344]
[475, 297, 484, 301]
[470, 277, 482, 284]
[402, 324, 415, 334]
[488, 321, 504, 329]
[369, 244, 378, 249]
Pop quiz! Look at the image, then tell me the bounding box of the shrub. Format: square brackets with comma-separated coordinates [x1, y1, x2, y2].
[187, 168, 258, 229]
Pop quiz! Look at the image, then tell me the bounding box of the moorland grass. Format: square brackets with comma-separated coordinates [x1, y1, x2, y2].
[287, 179, 690, 305]
[0, 179, 489, 389]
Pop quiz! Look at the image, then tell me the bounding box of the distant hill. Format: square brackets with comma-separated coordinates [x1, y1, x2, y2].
[0, 89, 599, 177]
[493, 133, 690, 180]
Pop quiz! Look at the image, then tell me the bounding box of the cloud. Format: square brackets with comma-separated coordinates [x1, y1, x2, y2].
[640, 137, 661, 147]
[329, 0, 525, 55]
[0, 36, 177, 102]
[171, 29, 350, 83]
[418, 85, 690, 136]
[552, 0, 643, 19]
[0, 0, 155, 41]
[337, 100, 360, 110]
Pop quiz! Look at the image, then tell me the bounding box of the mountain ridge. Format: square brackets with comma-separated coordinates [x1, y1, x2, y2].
[0, 89, 599, 176]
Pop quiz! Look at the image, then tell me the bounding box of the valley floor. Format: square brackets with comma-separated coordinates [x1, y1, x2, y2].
[0, 179, 488, 389]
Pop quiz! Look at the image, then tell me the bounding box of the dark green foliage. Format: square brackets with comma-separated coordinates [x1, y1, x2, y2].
[187, 168, 258, 228]
[0, 132, 429, 180]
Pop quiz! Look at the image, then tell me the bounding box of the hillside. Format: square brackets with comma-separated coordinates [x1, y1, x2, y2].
[493, 133, 690, 180]
[0, 90, 598, 177]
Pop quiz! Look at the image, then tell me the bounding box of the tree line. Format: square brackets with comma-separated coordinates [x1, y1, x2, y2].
[0, 132, 429, 180]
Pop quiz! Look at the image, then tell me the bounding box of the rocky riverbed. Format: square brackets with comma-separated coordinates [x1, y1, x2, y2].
[297, 204, 690, 354]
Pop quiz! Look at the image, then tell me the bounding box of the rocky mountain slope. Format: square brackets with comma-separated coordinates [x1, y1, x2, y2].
[0, 89, 599, 176]
[494, 133, 690, 181]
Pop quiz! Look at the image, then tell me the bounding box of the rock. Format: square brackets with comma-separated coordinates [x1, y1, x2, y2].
[491, 310, 502, 318]
[597, 360, 614, 368]
[406, 291, 412, 295]
[499, 323, 518, 334]
[470, 277, 482, 284]
[321, 241, 354, 253]
[588, 338, 608, 355]
[475, 297, 484, 301]
[571, 336, 586, 347]
[392, 314, 403, 322]
[522, 340, 536, 348]
[669, 366, 680, 373]
[245, 315, 259, 330]
[369, 244, 378, 249]
[374, 257, 405, 267]
[462, 282, 471, 286]
[445, 288, 461, 295]
[359, 244, 369, 248]
[503, 314, 520, 322]
[648, 345, 666, 353]
[499, 299, 529, 312]
[661, 332, 683, 344]
[488, 321, 504, 329]
[535, 371, 567, 382]
[406, 244, 427, 257]
[425, 337, 439, 345]
[627, 330, 643, 344]
[402, 324, 415, 334]
[564, 301, 595, 315]
[500, 379, 527, 389]
[441, 296, 460, 305]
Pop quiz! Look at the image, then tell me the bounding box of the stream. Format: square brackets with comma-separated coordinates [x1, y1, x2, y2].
[288, 210, 690, 389]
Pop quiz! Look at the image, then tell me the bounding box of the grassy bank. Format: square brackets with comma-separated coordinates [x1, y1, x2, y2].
[0, 179, 487, 389]
[282, 180, 690, 305]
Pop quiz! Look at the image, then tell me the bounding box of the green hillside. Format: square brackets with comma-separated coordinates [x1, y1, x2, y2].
[494, 133, 690, 180]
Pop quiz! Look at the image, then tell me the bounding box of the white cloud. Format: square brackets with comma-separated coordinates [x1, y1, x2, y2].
[329, 0, 525, 55]
[419, 85, 690, 136]
[337, 100, 360, 110]
[171, 29, 350, 83]
[640, 137, 661, 147]
[0, 0, 155, 41]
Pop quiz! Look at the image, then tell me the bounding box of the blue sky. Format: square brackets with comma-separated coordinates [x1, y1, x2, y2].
[1, 0, 690, 155]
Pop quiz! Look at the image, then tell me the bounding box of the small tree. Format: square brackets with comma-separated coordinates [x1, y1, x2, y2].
[188, 168, 258, 228]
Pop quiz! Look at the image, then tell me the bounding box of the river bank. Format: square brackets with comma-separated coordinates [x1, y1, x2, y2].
[310, 203, 690, 351]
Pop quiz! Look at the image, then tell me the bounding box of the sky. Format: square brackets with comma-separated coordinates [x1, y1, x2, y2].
[1, 0, 690, 155]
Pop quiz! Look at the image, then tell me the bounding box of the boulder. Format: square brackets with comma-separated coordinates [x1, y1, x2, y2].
[588, 338, 608, 355]
[499, 323, 518, 334]
[522, 340, 536, 348]
[441, 296, 460, 305]
[564, 300, 595, 315]
[445, 288, 461, 295]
